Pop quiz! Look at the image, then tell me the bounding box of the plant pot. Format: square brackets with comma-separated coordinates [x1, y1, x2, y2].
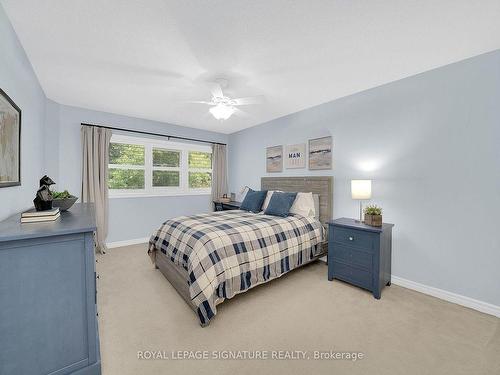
[364, 214, 382, 227]
[52, 197, 78, 211]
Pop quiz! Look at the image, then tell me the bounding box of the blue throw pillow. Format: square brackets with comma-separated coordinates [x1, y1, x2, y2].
[264, 192, 297, 217]
[240, 189, 268, 213]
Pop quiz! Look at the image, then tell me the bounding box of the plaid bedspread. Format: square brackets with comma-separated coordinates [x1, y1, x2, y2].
[148, 210, 324, 326]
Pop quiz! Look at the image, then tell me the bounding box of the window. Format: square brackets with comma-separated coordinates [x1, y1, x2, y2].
[152, 148, 181, 188]
[188, 151, 212, 189]
[109, 143, 145, 190]
[108, 134, 212, 197]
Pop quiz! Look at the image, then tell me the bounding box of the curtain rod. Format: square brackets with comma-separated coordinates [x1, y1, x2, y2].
[81, 122, 227, 146]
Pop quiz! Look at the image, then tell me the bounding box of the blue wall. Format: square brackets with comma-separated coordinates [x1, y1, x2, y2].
[228, 50, 500, 306]
[0, 4, 47, 221]
[46, 102, 228, 243]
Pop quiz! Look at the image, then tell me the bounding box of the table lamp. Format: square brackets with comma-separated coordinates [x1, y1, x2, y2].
[351, 180, 372, 222]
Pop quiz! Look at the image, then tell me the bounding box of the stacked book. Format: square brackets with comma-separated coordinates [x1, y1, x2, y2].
[21, 207, 60, 223]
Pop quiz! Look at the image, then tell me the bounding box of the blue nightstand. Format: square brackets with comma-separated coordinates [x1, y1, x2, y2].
[328, 218, 394, 299]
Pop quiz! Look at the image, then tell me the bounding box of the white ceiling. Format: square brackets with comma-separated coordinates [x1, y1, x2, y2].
[2, 1, 500, 134]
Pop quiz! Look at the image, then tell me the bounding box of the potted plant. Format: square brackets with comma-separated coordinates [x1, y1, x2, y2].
[364, 204, 383, 227]
[51, 190, 78, 211]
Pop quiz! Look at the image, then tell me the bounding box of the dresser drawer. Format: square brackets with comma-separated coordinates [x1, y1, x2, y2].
[332, 226, 376, 251]
[331, 244, 372, 271]
[331, 261, 373, 291]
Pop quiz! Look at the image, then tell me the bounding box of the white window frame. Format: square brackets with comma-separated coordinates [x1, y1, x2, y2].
[109, 134, 212, 198]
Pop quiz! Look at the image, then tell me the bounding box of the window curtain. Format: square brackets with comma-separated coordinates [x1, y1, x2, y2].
[211, 144, 228, 203]
[81, 125, 112, 254]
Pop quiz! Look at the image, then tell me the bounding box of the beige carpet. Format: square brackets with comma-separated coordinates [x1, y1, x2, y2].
[96, 244, 499, 375]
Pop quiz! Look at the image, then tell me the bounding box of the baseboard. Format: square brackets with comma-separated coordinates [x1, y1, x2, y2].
[391, 276, 500, 318]
[106, 237, 149, 249]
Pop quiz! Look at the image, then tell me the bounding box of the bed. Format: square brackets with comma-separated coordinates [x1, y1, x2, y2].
[148, 176, 333, 326]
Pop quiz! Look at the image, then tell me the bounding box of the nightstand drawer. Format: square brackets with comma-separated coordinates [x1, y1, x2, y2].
[332, 245, 372, 271]
[332, 226, 375, 251]
[331, 261, 372, 291]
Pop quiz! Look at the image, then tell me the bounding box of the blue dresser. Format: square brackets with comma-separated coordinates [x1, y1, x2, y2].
[328, 218, 394, 299]
[0, 204, 101, 375]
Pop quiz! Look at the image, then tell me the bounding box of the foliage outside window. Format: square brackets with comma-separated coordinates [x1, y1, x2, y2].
[108, 143, 145, 189]
[188, 151, 212, 189]
[108, 134, 212, 197]
[152, 148, 181, 187]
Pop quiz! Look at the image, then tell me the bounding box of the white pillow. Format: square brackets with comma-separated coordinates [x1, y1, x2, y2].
[261, 191, 274, 211]
[236, 186, 250, 202]
[289, 192, 316, 217]
[313, 194, 320, 220]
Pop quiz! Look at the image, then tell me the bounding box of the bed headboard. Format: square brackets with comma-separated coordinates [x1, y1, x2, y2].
[261, 176, 333, 226]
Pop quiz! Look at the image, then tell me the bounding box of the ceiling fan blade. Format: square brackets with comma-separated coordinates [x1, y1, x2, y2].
[210, 83, 224, 98]
[232, 95, 264, 106]
[184, 100, 213, 104]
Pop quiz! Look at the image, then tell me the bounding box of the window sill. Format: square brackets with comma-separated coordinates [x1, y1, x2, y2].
[109, 191, 211, 199]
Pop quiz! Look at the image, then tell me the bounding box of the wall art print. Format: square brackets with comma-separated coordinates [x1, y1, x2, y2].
[0, 88, 21, 187]
[285, 143, 306, 169]
[308, 136, 332, 170]
[266, 145, 283, 173]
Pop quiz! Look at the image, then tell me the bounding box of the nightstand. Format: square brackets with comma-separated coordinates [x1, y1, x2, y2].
[328, 217, 394, 299]
[213, 200, 241, 211]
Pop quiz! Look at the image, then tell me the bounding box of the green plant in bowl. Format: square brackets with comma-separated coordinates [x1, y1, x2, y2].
[364, 205, 382, 215]
[51, 190, 78, 211]
[364, 204, 383, 227]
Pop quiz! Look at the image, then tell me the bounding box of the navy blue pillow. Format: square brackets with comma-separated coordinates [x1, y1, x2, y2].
[264, 192, 297, 217]
[240, 189, 267, 213]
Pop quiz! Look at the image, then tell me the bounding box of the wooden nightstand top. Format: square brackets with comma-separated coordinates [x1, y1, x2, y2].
[329, 217, 394, 233]
[213, 200, 241, 206]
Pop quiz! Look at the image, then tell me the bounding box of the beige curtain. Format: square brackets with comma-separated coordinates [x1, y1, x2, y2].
[211, 144, 228, 203]
[81, 125, 112, 254]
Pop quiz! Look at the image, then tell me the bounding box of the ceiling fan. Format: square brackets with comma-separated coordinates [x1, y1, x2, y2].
[189, 79, 263, 120]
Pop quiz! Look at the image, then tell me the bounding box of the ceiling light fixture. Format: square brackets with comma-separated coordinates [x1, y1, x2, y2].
[209, 103, 236, 120]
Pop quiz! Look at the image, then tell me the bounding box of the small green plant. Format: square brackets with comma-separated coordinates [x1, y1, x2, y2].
[364, 204, 382, 216]
[51, 190, 75, 199]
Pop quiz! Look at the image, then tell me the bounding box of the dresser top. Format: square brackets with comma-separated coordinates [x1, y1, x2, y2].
[0, 203, 96, 242]
[329, 217, 394, 232]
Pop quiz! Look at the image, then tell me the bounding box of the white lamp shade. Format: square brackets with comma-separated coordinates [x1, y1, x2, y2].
[351, 180, 372, 200]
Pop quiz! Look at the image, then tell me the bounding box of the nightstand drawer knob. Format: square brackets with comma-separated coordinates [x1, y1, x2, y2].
[349, 236, 354, 241]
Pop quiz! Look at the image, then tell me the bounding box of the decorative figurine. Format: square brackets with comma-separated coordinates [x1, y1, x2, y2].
[33, 175, 56, 211]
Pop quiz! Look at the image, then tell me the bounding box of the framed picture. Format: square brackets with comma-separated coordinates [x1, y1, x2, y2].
[0, 88, 21, 187]
[285, 143, 306, 169]
[266, 145, 283, 173]
[309, 136, 332, 170]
